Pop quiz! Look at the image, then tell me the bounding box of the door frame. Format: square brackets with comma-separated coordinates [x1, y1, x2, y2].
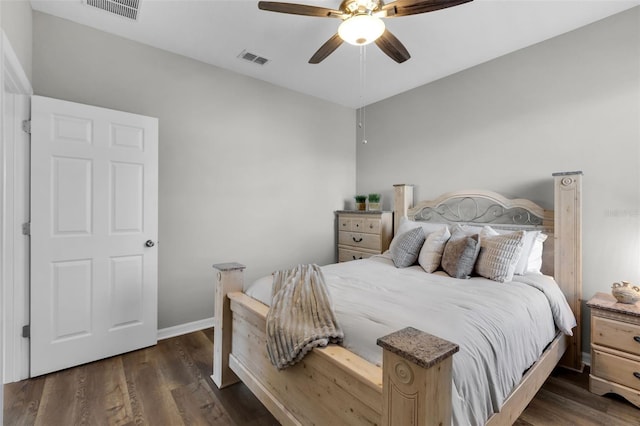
[1, 29, 33, 385]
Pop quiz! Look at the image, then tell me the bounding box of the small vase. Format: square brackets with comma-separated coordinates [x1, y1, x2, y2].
[368, 202, 381, 211]
[611, 281, 640, 304]
[356, 202, 366, 211]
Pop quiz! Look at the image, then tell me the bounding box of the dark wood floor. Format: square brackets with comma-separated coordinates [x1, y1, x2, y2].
[4, 329, 639, 425]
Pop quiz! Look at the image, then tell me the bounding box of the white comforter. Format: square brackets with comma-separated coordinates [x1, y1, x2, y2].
[245, 254, 576, 426]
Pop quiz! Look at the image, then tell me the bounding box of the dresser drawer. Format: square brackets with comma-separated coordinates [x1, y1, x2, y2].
[338, 217, 366, 232]
[364, 218, 381, 234]
[350, 218, 365, 232]
[339, 231, 381, 251]
[338, 216, 351, 232]
[338, 248, 375, 262]
[591, 348, 640, 391]
[592, 316, 640, 357]
[338, 215, 381, 234]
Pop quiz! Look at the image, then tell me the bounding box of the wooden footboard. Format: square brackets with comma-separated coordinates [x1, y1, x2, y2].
[212, 267, 568, 426]
[212, 264, 460, 426]
[228, 291, 384, 425]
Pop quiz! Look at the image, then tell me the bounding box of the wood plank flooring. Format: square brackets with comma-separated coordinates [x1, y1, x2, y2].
[4, 329, 277, 426]
[4, 329, 639, 425]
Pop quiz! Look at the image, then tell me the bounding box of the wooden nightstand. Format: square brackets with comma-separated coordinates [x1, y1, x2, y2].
[587, 292, 640, 408]
[335, 210, 392, 262]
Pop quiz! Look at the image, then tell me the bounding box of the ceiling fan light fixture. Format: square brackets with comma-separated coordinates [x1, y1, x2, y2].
[338, 14, 385, 46]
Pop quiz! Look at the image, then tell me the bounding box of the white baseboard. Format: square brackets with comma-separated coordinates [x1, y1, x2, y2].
[157, 317, 215, 340]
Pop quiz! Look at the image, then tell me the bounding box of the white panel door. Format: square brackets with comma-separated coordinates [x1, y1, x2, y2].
[30, 96, 158, 376]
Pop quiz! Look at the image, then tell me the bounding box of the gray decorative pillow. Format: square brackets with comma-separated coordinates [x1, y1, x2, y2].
[475, 231, 525, 282]
[441, 235, 480, 279]
[390, 227, 425, 268]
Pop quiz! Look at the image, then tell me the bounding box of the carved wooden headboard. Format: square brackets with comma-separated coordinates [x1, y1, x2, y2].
[392, 172, 583, 371]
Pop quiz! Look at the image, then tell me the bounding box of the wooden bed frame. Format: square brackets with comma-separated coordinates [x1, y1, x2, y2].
[212, 172, 583, 425]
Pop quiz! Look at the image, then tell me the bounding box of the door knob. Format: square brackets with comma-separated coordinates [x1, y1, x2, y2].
[145, 240, 155, 248]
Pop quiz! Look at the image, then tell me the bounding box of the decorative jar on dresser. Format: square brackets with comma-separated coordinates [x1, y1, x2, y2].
[336, 210, 392, 262]
[587, 292, 640, 408]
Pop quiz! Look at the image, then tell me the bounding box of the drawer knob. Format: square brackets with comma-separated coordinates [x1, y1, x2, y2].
[369, 224, 374, 229]
[634, 372, 640, 380]
[352, 237, 363, 243]
[634, 336, 640, 344]
[352, 255, 363, 260]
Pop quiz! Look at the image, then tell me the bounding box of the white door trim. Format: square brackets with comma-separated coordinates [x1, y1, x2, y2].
[1, 29, 33, 385]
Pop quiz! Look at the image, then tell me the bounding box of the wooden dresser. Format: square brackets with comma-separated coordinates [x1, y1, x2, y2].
[587, 292, 640, 408]
[336, 210, 392, 262]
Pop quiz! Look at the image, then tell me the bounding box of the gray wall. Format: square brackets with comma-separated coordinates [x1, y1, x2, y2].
[356, 7, 640, 353]
[33, 12, 355, 329]
[0, 0, 32, 82]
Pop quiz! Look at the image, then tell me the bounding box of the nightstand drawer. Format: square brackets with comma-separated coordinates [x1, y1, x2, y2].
[592, 316, 640, 357]
[338, 248, 375, 262]
[339, 231, 381, 251]
[592, 348, 640, 391]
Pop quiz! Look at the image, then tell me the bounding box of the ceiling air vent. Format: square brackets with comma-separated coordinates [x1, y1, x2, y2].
[238, 50, 270, 66]
[85, 0, 140, 20]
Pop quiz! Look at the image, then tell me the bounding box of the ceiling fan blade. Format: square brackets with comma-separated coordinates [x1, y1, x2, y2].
[309, 34, 344, 64]
[258, 1, 345, 18]
[375, 29, 410, 63]
[381, 0, 472, 17]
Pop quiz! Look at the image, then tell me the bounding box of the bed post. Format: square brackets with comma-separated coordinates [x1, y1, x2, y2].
[377, 327, 459, 426]
[393, 184, 414, 234]
[212, 262, 245, 388]
[553, 171, 583, 371]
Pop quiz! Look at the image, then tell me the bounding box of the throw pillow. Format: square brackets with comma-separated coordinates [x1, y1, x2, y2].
[418, 226, 451, 273]
[390, 227, 426, 268]
[441, 235, 480, 279]
[475, 231, 525, 282]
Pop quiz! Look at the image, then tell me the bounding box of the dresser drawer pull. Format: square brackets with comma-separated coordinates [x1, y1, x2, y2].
[369, 224, 374, 229]
[352, 255, 363, 260]
[634, 372, 640, 380]
[634, 336, 640, 344]
[352, 237, 363, 243]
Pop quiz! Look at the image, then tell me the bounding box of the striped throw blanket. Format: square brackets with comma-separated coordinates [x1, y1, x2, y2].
[266, 264, 344, 370]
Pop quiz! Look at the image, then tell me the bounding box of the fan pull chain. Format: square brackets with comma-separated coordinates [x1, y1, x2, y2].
[359, 45, 367, 144]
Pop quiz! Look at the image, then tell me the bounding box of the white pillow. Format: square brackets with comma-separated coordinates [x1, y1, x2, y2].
[525, 233, 547, 274]
[418, 226, 451, 273]
[389, 217, 448, 253]
[513, 230, 540, 275]
[456, 224, 485, 235]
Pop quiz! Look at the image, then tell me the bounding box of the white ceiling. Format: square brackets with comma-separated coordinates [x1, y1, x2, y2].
[30, 0, 640, 108]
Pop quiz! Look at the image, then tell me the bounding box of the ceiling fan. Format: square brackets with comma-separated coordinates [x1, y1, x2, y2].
[258, 0, 473, 64]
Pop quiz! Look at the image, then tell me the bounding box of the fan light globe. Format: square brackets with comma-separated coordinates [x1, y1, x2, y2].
[338, 14, 385, 46]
